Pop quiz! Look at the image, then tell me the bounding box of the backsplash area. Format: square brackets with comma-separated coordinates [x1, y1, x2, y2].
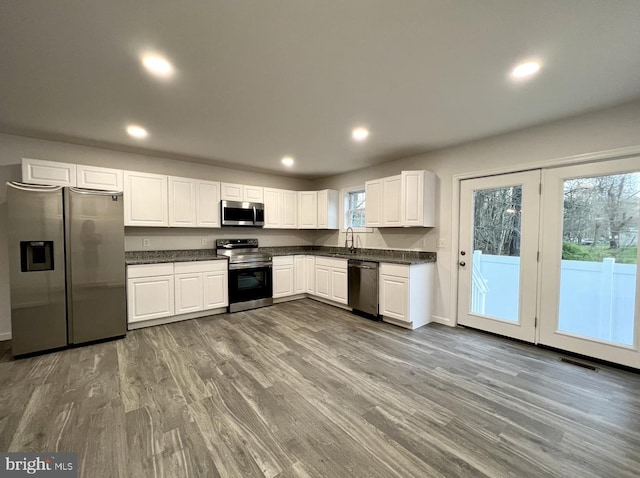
[314, 227, 438, 251]
[125, 227, 316, 251]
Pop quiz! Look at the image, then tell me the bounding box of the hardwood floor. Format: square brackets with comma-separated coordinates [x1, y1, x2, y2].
[1, 298, 639, 477]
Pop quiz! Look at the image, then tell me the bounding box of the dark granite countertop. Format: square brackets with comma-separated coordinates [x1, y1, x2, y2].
[126, 246, 436, 266]
[125, 250, 227, 265]
[261, 246, 436, 265]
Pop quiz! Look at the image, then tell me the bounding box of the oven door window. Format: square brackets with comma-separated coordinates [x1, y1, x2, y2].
[229, 267, 272, 303]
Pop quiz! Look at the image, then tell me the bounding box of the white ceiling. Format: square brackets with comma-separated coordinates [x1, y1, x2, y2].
[1, 1, 639, 178]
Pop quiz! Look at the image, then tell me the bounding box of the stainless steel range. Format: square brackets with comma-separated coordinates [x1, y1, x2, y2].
[216, 238, 273, 312]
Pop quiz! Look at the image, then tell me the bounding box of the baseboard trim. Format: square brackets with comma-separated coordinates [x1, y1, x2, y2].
[431, 315, 455, 327]
[0, 332, 12, 342]
[128, 307, 227, 330]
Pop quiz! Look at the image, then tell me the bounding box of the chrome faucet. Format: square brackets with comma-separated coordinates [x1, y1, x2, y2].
[345, 227, 356, 253]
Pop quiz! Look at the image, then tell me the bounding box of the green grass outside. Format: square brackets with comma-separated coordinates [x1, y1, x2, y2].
[562, 242, 638, 264]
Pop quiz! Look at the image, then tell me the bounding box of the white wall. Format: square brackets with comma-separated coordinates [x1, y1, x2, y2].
[313, 100, 640, 326]
[0, 133, 315, 340]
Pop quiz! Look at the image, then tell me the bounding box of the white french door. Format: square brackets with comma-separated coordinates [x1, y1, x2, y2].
[539, 158, 640, 368]
[457, 170, 541, 343]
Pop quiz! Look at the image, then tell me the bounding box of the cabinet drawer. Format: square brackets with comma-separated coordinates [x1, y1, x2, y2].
[174, 260, 227, 274]
[380, 263, 409, 278]
[273, 255, 294, 266]
[316, 256, 347, 269]
[127, 263, 174, 278]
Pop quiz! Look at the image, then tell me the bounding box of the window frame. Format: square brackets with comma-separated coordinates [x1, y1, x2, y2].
[341, 185, 373, 233]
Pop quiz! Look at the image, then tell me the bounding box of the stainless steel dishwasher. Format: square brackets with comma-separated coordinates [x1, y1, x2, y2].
[348, 259, 381, 319]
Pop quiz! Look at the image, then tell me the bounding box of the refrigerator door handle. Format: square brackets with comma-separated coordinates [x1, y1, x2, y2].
[8, 181, 63, 192]
[68, 187, 123, 196]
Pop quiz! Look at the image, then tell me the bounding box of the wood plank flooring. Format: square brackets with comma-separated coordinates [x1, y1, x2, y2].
[1, 298, 639, 477]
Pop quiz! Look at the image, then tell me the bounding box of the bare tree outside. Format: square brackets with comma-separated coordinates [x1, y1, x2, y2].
[473, 186, 522, 256]
[563, 172, 639, 264]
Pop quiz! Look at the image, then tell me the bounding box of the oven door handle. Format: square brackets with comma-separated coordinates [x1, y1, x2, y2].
[229, 262, 273, 270]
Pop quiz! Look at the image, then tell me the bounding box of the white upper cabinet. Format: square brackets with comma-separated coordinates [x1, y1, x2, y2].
[282, 190, 298, 228]
[124, 171, 169, 226]
[263, 188, 282, 228]
[221, 183, 264, 202]
[401, 170, 436, 227]
[76, 164, 123, 191]
[196, 180, 220, 228]
[317, 189, 339, 229]
[264, 188, 298, 229]
[169, 176, 197, 227]
[365, 179, 382, 227]
[22, 158, 76, 187]
[298, 191, 318, 229]
[365, 170, 436, 228]
[382, 175, 402, 227]
[244, 185, 264, 203]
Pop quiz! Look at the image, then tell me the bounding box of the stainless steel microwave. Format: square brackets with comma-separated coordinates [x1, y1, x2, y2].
[221, 200, 265, 227]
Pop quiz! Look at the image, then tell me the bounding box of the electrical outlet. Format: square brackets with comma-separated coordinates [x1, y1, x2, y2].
[201, 238, 208, 246]
[438, 238, 446, 248]
[142, 238, 150, 247]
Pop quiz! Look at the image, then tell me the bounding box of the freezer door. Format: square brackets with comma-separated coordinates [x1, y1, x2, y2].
[66, 188, 126, 343]
[7, 182, 67, 355]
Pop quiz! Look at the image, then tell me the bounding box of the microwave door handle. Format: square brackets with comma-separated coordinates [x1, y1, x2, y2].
[253, 205, 257, 225]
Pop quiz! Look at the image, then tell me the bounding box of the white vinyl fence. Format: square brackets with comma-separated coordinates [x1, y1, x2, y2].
[472, 251, 637, 345]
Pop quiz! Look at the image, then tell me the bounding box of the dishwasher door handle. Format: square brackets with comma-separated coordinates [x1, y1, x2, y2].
[349, 265, 375, 270]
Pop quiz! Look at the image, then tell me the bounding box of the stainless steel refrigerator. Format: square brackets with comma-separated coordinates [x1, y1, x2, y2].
[7, 182, 126, 356]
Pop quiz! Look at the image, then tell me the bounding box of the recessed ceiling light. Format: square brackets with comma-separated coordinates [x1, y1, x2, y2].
[281, 156, 295, 167]
[511, 61, 541, 79]
[126, 125, 148, 139]
[141, 54, 174, 78]
[352, 127, 369, 141]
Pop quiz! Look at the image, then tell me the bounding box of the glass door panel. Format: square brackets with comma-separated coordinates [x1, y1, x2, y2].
[458, 170, 540, 343]
[471, 185, 522, 322]
[539, 158, 640, 368]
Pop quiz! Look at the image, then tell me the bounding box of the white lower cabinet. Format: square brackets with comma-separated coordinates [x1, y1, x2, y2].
[127, 260, 228, 327]
[330, 267, 348, 304]
[175, 273, 204, 314]
[127, 264, 175, 323]
[305, 256, 316, 294]
[294, 255, 306, 294]
[273, 256, 295, 298]
[204, 269, 228, 309]
[314, 257, 348, 303]
[315, 264, 331, 299]
[379, 262, 433, 329]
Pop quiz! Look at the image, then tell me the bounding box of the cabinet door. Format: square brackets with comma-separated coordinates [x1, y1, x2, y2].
[330, 267, 348, 304]
[305, 256, 316, 294]
[273, 265, 294, 298]
[243, 185, 264, 203]
[315, 265, 330, 299]
[77, 164, 123, 191]
[365, 179, 383, 227]
[127, 275, 175, 323]
[297, 191, 317, 229]
[282, 190, 298, 228]
[221, 183, 243, 201]
[22, 158, 76, 187]
[169, 177, 197, 227]
[124, 171, 168, 226]
[379, 274, 409, 322]
[294, 256, 305, 294]
[175, 273, 204, 314]
[382, 175, 402, 227]
[263, 188, 281, 228]
[204, 270, 228, 309]
[401, 170, 423, 227]
[197, 180, 220, 227]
